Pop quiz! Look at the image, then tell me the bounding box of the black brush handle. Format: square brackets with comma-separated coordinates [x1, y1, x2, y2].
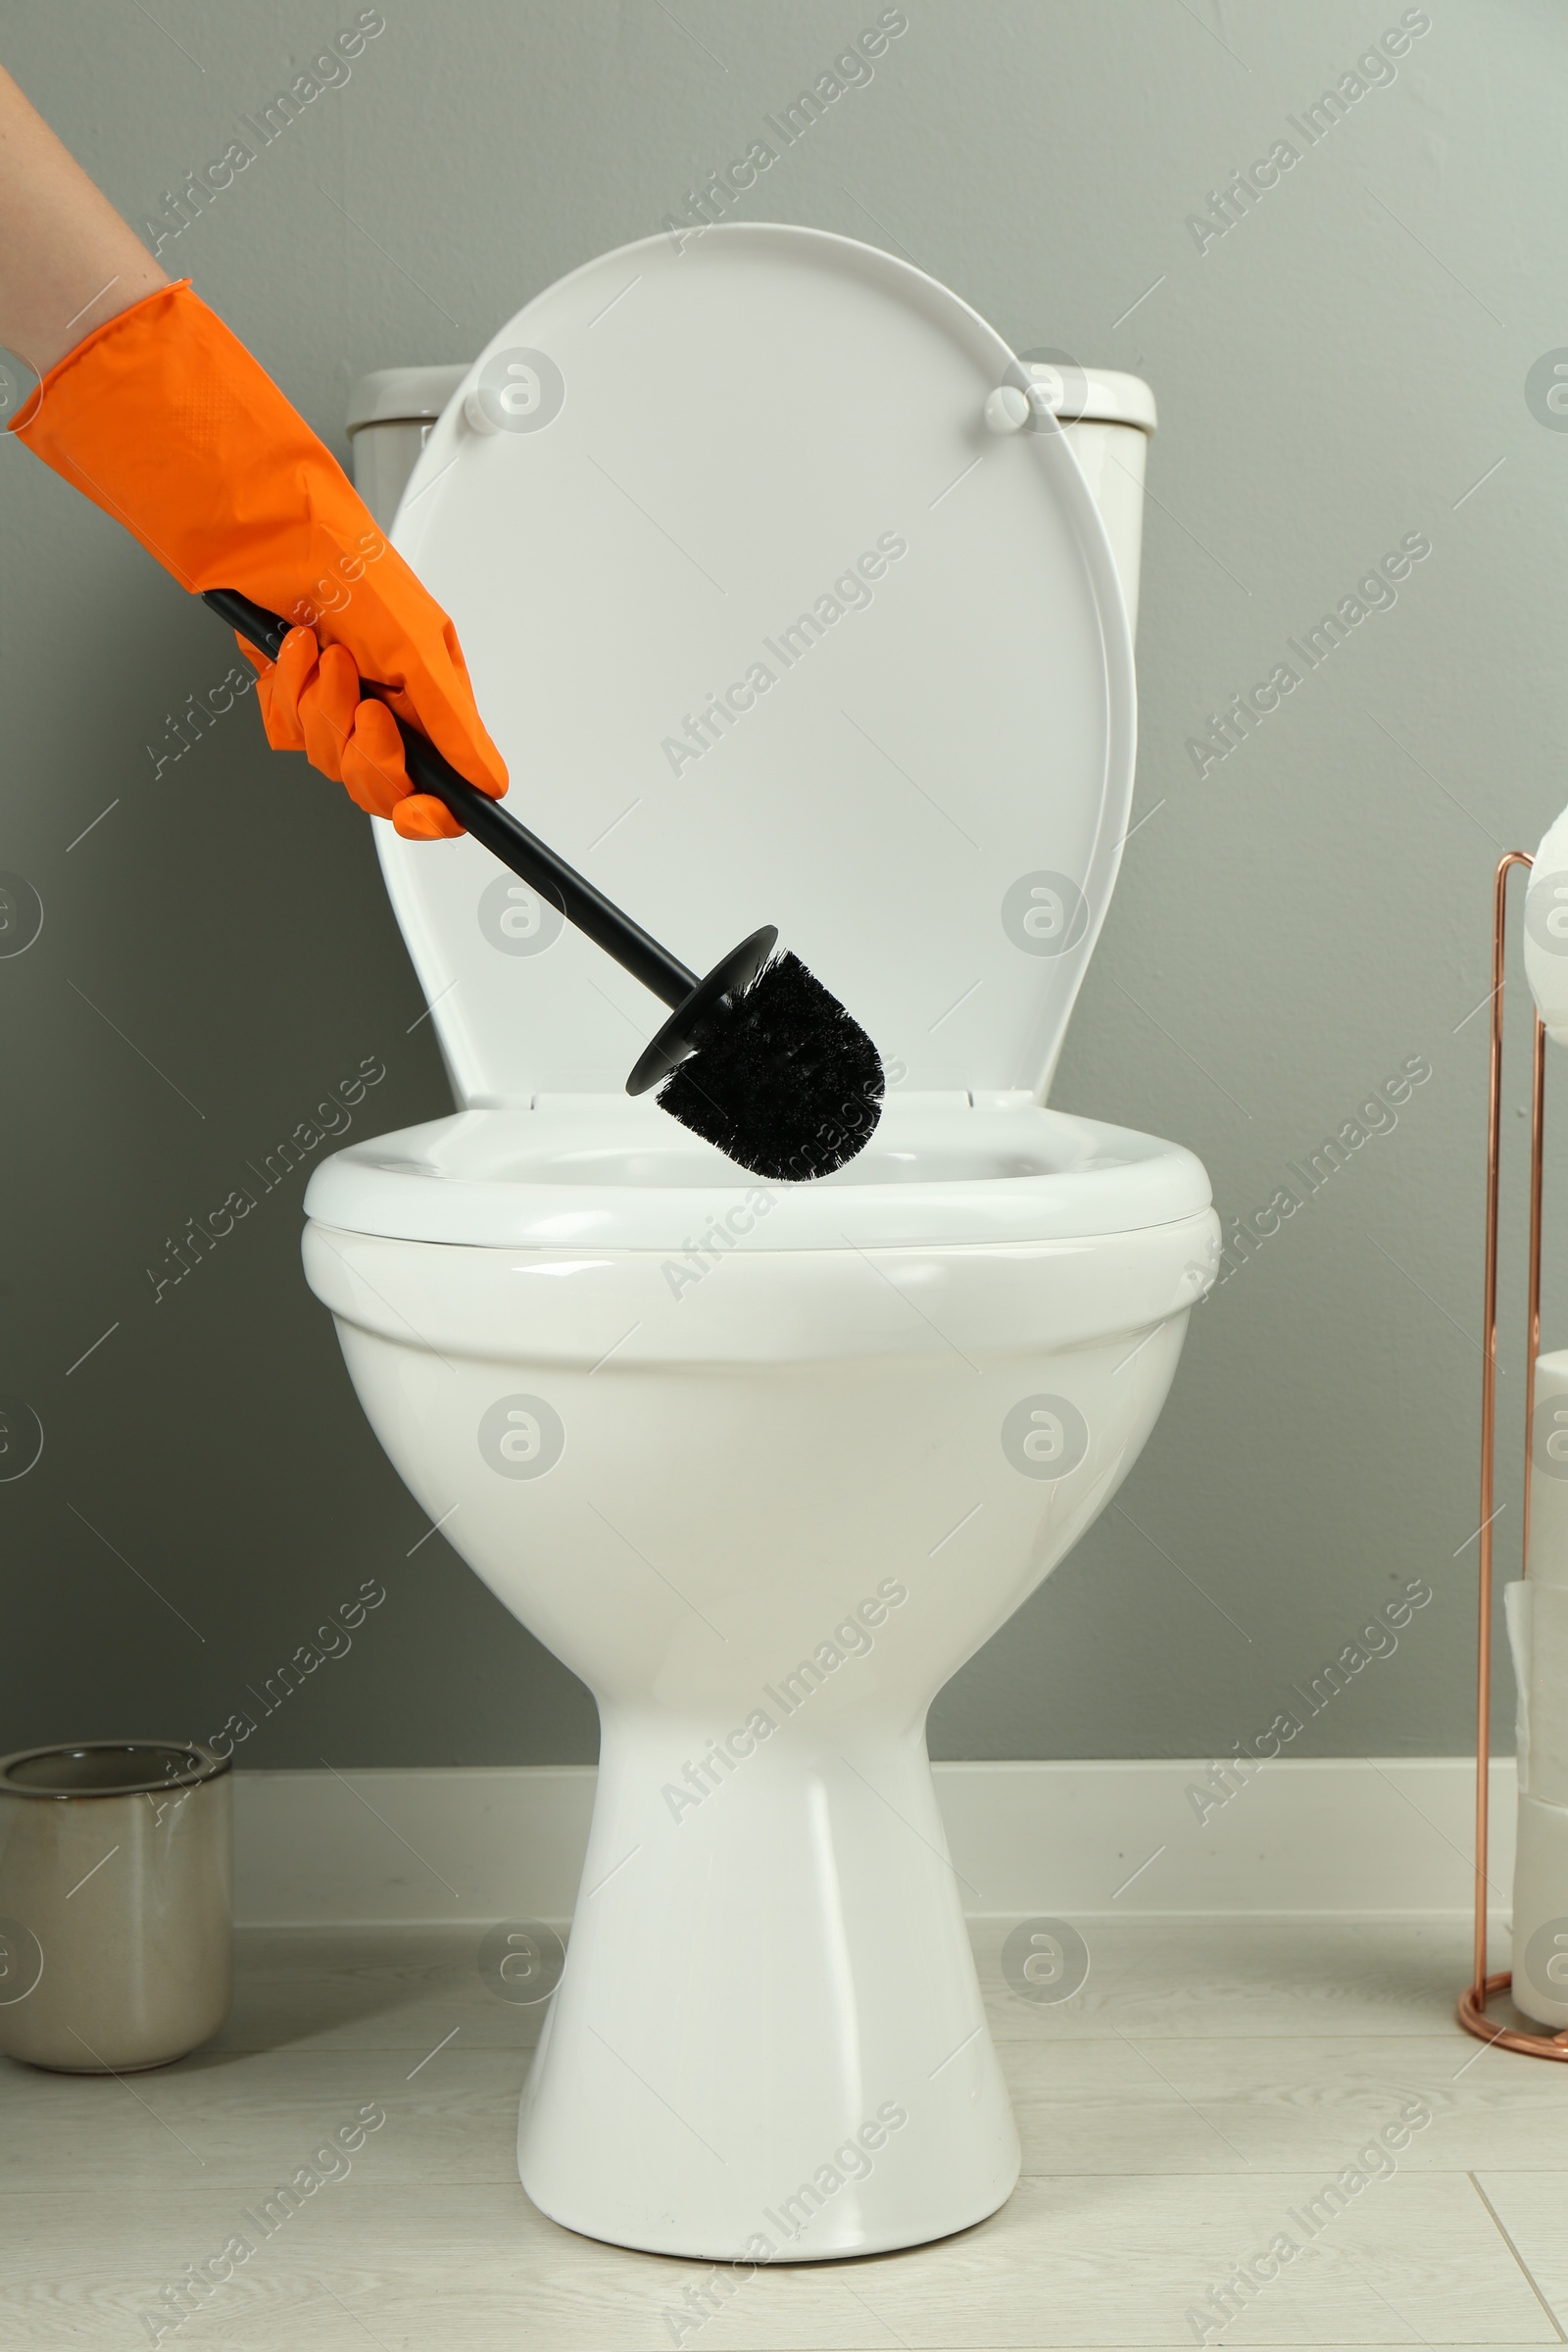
[204, 588, 698, 1007]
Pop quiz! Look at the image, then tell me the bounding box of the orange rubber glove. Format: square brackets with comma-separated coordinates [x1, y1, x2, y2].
[8, 279, 506, 840]
[236, 624, 465, 839]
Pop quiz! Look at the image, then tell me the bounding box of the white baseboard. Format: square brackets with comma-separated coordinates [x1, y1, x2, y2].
[233, 1757, 1516, 1928]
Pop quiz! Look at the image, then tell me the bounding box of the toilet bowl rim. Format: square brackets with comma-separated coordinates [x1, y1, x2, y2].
[303, 1097, 1212, 1252]
[302, 1204, 1218, 1370]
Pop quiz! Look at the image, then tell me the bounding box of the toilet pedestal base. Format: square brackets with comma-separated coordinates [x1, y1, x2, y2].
[515, 1707, 1021, 2260]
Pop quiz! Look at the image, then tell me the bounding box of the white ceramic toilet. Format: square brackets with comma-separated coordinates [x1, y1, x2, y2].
[307, 224, 1218, 2261]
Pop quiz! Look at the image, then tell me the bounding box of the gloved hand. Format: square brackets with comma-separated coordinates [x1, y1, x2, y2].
[238, 626, 466, 840]
[8, 278, 506, 839]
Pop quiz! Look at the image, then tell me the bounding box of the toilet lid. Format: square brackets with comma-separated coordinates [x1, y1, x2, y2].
[380, 223, 1135, 1104]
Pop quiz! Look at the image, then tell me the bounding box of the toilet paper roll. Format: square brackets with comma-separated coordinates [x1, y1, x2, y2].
[1524, 808, 1568, 1045]
[1511, 1791, 1568, 2028]
[1529, 1582, 1568, 1808]
[1505, 1580, 1533, 1794]
[1529, 1350, 1568, 1587]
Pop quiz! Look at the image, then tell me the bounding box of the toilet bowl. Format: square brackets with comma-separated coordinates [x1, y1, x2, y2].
[305, 223, 1218, 2258]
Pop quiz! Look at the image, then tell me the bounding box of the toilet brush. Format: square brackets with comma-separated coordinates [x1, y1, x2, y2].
[204, 589, 884, 1182]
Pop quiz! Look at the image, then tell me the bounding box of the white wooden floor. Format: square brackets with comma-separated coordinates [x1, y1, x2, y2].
[3, 1916, 1567, 2347]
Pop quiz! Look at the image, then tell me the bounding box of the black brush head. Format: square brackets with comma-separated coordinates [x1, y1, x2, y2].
[658, 952, 884, 1182]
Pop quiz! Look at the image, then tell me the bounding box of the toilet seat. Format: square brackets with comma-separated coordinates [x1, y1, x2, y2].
[304, 1095, 1210, 1251]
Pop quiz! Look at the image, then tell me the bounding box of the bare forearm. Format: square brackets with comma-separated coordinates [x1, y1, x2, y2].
[0, 60, 167, 374]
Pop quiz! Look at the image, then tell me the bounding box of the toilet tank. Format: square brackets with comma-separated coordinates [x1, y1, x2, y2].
[346, 359, 1156, 641]
[1031, 365, 1156, 641]
[346, 366, 467, 537]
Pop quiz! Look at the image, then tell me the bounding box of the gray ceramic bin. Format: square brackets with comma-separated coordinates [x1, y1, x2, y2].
[0, 1741, 231, 2071]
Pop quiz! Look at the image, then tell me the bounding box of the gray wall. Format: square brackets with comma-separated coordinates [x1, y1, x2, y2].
[1, 0, 1561, 1771]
